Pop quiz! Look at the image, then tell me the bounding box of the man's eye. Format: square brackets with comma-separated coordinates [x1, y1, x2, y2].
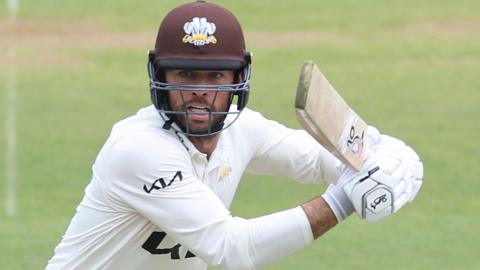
[178, 70, 193, 78]
[209, 72, 224, 79]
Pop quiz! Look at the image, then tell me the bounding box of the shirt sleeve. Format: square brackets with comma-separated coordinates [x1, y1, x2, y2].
[244, 110, 343, 184]
[103, 131, 313, 270]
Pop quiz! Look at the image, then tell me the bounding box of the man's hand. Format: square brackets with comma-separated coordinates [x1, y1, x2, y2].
[322, 127, 423, 223]
[343, 133, 424, 222]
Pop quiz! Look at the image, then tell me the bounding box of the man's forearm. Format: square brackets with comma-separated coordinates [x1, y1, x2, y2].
[301, 196, 338, 239]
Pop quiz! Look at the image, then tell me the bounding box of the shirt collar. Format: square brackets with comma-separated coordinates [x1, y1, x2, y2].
[173, 129, 229, 171]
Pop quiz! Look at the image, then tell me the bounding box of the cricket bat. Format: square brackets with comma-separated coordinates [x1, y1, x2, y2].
[295, 60, 367, 171]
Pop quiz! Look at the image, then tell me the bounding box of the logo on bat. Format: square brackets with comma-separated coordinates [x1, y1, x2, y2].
[347, 126, 365, 154]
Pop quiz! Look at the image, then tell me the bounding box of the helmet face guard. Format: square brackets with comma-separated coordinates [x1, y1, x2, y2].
[148, 1, 252, 137]
[148, 50, 252, 137]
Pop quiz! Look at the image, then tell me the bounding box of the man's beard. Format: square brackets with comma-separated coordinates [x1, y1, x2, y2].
[176, 111, 227, 134]
[169, 95, 230, 136]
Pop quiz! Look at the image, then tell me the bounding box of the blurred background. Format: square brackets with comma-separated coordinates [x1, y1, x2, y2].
[1, 0, 479, 269]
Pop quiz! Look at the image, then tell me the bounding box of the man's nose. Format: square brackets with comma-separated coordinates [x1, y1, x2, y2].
[191, 88, 209, 97]
[191, 78, 212, 96]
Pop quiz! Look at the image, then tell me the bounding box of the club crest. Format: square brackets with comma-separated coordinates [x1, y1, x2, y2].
[182, 17, 217, 46]
[218, 165, 231, 179]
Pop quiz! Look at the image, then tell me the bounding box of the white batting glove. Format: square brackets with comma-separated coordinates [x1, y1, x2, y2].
[343, 133, 424, 222]
[321, 126, 381, 222]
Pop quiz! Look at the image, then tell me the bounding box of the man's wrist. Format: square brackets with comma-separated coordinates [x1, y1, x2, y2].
[301, 197, 338, 239]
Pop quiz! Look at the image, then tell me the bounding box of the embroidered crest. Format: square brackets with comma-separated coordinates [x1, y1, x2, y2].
[182, 17, 217, 46]
[218, 165, 231, 181]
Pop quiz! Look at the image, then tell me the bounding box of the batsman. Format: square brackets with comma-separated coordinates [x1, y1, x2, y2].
[46, 1, 423, 269]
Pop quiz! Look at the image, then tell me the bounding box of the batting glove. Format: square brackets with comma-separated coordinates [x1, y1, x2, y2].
[321, 126, 381, 222]
[343, 134, 424, 222]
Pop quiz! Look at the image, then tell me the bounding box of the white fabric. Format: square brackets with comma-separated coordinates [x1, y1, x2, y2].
[46, 105, 340, 270]
[321, 162, 356, 222]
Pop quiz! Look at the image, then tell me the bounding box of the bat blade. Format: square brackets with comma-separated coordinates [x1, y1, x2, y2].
[295, 60, 367, 171]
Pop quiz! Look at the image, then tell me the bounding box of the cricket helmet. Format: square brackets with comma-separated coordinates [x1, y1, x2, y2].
[148, 0, 252, 136]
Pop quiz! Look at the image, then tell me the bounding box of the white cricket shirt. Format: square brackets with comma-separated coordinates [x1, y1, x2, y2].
[46, 105, 342, 270]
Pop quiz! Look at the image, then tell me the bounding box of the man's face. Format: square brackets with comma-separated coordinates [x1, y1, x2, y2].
[165, 69, 234, 134]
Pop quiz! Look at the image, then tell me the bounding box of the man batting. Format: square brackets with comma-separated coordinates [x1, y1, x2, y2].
[46, 1, 423, 269]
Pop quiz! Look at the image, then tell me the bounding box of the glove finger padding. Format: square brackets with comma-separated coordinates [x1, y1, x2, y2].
[343, 137, 424, 222]
[365, 126, 381, 145]
[410, 161, 423, 202]
[404, 145, 424, 202]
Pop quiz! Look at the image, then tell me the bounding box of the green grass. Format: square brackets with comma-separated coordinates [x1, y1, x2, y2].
[1, 0, 479, 269]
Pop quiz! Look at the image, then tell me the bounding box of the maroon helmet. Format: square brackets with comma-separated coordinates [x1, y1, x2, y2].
[148, 0, 252, 136]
